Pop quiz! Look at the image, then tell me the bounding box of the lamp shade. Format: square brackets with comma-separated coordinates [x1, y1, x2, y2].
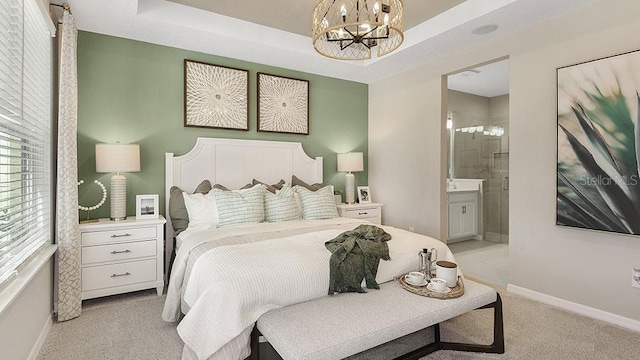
[95, 144, 140, 173]
[337, 152, 364, 172]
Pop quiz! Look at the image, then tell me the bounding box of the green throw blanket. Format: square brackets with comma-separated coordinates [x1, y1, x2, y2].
[325, 224, 392, 295]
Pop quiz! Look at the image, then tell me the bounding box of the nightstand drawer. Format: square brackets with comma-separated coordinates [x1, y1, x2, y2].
[81, 240, 157, 265]
[82, 259, 156, 292]
[81, 227, 157, 246]
[344, 208, 380, 220]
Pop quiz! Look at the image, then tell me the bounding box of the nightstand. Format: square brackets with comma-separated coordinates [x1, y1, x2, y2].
[79, 216, 166, 300]
[336, 203, 383, 225]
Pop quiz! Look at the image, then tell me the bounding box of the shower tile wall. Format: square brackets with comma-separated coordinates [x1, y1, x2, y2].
[449, 90, 509, 243]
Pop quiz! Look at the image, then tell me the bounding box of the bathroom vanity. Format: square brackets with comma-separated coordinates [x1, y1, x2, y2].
[447, 179, 483, 243]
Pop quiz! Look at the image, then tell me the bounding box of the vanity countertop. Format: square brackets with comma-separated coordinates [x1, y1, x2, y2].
[447, 188, 479, 193]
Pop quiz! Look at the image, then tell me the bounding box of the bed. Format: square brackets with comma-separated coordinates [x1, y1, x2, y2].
[162, 138, 458, 360]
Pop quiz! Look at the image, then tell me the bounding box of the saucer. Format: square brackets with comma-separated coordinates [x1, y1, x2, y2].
[426, 283, 451, 293]
[404, 275, 428, 287]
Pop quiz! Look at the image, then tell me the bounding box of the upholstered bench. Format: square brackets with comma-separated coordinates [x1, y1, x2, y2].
[249, 279, 504, 360]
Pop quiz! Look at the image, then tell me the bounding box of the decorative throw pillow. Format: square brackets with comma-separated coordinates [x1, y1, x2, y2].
[213, 183, 253, 191]
[294, 185, 339, 220]
[252, 179, 285, 194]
[264, 185, 302, 222]
[213, 184, 266, 227]
[291, 175, 323, 191]
[182, 191, 218, 231]
[169, 180, 212, 235]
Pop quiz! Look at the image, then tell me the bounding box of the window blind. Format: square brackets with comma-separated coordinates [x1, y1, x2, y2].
[0, 0, 52, 285]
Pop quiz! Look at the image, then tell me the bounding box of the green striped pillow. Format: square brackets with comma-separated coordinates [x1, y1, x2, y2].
[294, 185, 339, 220]
[264, 185, 302, 222]
[212, 184, 265, 227]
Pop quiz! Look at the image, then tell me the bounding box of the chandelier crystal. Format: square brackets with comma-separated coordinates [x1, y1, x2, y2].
[312, 0, 404, 60]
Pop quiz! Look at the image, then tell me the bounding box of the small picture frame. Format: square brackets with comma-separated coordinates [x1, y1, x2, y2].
[357, 186, 371, 204]
[136, 194, 159, 219]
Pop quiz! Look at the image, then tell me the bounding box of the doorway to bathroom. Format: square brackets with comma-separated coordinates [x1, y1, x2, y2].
[444, 58, 509, 287]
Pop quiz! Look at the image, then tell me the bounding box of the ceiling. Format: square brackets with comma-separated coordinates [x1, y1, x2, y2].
[448, 59, 510, 97]
[167, 0, 466, 37]
[64, 0, 600, 85]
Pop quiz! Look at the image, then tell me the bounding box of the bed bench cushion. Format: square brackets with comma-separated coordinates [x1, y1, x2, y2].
[256, 279, 498, 360]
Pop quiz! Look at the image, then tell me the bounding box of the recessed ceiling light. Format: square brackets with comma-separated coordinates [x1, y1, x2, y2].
[472, 24, 499, 35]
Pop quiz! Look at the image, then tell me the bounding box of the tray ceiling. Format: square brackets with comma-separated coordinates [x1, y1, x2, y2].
[167, 0, 466, 37]
[64, 0, 601, 84]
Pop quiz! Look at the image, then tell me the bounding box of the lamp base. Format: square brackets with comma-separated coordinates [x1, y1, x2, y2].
[345, 172, 355, 204]
[110, 174, 127, 221]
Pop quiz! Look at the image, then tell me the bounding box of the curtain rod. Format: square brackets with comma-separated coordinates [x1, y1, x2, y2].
[50, 2, 72, 15]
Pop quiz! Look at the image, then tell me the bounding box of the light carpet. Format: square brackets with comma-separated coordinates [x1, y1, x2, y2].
[38, 285, 640, 360]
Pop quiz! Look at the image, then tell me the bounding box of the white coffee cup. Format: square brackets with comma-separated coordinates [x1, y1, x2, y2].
[405, 271, 425, 285]
[435, 261, 458, 287]
[429, 278, 447, 292]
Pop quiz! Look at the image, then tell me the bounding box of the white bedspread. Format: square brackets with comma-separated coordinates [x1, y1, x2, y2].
[163, 218, 371, 322]
[165, 219, 457, 360]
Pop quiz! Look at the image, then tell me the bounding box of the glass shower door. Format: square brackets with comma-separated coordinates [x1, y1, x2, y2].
[484, 122, 509, 244]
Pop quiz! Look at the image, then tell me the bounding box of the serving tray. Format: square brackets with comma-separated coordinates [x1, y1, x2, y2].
[397, 275, 465, 299]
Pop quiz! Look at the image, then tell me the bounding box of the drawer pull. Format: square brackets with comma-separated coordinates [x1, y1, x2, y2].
[358, 212, 369, 215]
[110, 249, 131, 255]
[111, 233, 132, 238]
[111, 272, 131, 278]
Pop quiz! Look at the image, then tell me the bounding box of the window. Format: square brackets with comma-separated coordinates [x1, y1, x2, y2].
[0, 0, 52, 285]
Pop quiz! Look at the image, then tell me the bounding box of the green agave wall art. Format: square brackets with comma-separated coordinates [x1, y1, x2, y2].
[557, 49, 640, 235]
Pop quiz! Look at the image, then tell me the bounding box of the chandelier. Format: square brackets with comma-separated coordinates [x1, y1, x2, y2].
[312, 0, 404, 60]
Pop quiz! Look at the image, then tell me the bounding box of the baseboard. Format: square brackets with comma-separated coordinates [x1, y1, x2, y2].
[507, 284, 640, 333]
[27, 313, 52, 360]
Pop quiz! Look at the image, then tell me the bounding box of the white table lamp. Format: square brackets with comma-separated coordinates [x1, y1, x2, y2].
[96, 143, 140, 220]
[337, 152, 364, 204]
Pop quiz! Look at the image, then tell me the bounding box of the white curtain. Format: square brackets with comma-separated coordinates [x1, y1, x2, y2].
[56, 9, 81, 322]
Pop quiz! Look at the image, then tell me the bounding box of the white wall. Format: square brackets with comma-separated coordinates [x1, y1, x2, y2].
[448, 90, 489, 128]
[370, 74, 446, 237]
[0, 259, 53, 360]
[370, 0, 640, 322]
[489, 94, 509, 119]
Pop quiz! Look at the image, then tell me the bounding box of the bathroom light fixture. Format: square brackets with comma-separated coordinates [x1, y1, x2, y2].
[337, 152, 364, 204]
[96, 143, 140, 220]
[312, 0, 404, 60]
[455, 125, 504, 137]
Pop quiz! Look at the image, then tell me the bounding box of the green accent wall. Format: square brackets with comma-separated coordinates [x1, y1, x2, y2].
[77, 31, 368, 220]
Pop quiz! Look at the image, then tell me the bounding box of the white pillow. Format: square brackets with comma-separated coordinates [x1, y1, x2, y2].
[278, 182, 303, 213]
[265, 185, 302, 222]
[213, 184, 265, 227]
[182, 191, 218, 230]
[283, 183, 333, 214]
[294, 185, 339, 220]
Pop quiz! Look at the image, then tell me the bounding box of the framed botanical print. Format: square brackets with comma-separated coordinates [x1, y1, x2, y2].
[184, 59, 249, 130]
[257, 72, 309, 135]
[557, 49, 640, 235]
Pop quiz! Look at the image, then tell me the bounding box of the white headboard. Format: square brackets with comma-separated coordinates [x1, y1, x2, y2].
[164, 137, 323, 263]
